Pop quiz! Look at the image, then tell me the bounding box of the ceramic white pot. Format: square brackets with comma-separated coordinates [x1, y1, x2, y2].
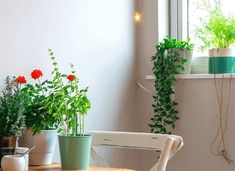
[19, 129, 57, 166]
[1, 155, 25, 171]
[175, 49, 192, 74]
[15, 147, 29, 171]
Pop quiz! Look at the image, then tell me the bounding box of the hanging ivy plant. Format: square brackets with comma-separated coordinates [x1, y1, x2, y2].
[149, 37, 194, 134]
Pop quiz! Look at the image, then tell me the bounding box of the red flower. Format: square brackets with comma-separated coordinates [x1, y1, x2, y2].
[67, 74, 76, 81]
[31, 69, 43, 80]
[15, 76, 27, 84]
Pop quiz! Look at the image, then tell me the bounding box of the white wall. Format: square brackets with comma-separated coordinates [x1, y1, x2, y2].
[136, 1, 235, 171]
[0, 0, 140, 169]
[3, 1, 235, 171]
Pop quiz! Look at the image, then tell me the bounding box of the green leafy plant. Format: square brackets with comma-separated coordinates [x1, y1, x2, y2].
[157, 38, 194, 52]
[20, 70, 58, 135]
[0, 77, 26, 136]
[196, 8, 235, 50]
[44, 49, 91, 136]
[149, 37, 193, 134]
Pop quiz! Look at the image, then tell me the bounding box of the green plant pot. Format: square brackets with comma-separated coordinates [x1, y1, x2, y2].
[209, 48, 235, 74]
[58, 134, 92, 170]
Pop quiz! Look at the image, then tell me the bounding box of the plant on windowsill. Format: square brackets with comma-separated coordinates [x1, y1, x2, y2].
[44, 49, 91, 170]
[149, 37, 193, 134]
[195, 7, 235, 73]
[19, 69, 58, 166]
[0, 77, 26, 161]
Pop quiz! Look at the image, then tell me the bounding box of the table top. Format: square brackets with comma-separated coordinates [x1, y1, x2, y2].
[29, 164, 138, 171]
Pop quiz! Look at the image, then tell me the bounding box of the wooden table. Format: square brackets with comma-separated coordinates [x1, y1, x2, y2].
[29, 164, 138, 171]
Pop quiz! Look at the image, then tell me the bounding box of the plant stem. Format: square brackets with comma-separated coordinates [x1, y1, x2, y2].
[82, 116, 85, 136]
[79, 114, 82, 136]
[75, 113, 78, 136]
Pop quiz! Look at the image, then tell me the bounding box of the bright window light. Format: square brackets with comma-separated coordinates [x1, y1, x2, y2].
[189, 0, 235, 57]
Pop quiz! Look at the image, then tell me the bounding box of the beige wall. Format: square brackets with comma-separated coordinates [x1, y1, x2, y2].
[136, 0, 235, 171]
[0, 0, 140, 169]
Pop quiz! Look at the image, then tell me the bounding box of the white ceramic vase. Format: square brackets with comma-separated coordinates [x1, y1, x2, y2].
[19, 129, 57, 166]
[175, 48, 193, 74]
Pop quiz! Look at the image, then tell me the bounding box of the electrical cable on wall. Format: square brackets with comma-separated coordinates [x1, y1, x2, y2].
[210, 60, 233, 164]
[137, 82, 151, 93]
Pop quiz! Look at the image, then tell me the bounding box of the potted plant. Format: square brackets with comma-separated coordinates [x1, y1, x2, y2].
[44, 49, 91, 170]
[18, 69, 58, 165]
[175, 39, 194, 74]
[0, 77, 26, 161]
[196, 8, 235, 73]
[149, 37, 193, 134]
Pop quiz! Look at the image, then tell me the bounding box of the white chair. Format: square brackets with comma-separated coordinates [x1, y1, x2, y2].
[89, 131, 183, 171]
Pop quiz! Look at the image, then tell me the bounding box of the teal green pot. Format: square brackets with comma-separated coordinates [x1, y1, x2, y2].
[209, 48, 235, 74]
[58, 134, 92, 170]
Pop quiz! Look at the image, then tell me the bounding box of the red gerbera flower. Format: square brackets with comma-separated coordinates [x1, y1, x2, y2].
[67, 74, 76, 81]
[31, 69, 43, 80]
[15, 76, 27, 84]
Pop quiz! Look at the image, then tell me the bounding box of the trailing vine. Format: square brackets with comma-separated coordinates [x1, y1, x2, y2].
[149, 38, 193, 134]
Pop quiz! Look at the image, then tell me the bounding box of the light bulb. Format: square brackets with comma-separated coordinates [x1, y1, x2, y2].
[134, 12, 141, 22]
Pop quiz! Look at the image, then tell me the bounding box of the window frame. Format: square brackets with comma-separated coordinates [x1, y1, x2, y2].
[169, 0, 189, 41]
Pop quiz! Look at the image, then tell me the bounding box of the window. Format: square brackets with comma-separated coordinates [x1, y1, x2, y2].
[171, 0, 235, 57]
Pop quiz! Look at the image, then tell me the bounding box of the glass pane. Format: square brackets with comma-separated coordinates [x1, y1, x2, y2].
[188, 0, 235, 57]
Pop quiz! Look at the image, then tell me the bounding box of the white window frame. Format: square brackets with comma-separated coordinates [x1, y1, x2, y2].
[170, 0, 189, 40]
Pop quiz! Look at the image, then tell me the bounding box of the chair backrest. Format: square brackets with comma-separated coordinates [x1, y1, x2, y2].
[88, 131, 183, 171]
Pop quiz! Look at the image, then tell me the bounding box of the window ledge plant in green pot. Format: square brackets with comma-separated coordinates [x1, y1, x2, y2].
[150, 37, 193, 134]
[18, 69, 58, 166]
[45, 49, 91, 170]
[196, 7, 235, 74]
[0, 77, 26, 162]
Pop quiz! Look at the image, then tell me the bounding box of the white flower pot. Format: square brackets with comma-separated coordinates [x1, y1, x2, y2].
[18, 129, 57, 166]
[175, 49, 192, 74]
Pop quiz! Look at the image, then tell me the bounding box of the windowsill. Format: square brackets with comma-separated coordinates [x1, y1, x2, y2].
[146, 74, 235, 80]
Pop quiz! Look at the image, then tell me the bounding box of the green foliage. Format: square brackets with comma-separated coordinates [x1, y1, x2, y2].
[157, 38, 194, 53]
[149, 37, 193, 134]
[196, 8, 235, 50]
[21, 81, 58, 135]
[0, 77, 25, 136]
[44, 49, 91, 136]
